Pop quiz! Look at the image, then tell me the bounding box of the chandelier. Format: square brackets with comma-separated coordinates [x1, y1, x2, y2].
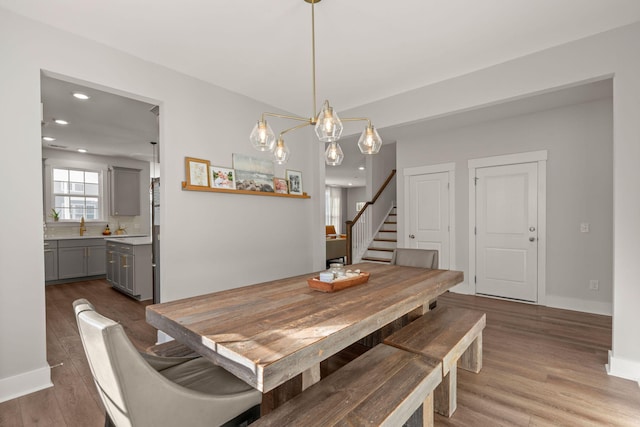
[250, 0, 382, 166]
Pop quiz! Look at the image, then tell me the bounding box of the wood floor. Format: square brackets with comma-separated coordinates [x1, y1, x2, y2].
[1, 280, 639, 426]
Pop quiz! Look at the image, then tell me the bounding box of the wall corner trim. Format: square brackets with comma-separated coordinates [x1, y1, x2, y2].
[0, 365, 52, 403]
[607, 350, 640, 385]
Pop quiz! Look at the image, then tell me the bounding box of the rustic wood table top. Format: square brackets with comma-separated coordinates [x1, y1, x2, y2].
[146, 262, 463, 393]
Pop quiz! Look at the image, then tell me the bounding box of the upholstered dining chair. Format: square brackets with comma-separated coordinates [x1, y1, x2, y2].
[391, 248, 439, 269]
[73, 299, 262, 427]
[391, 248, 439, 311]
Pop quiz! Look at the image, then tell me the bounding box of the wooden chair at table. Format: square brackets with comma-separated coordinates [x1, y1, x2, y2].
[73, 299, 261, 427]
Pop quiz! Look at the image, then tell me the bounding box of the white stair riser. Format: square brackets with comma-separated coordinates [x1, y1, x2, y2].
[376, 231, 397, 240]
[381, 223, 397, 231]
[372, 240, 397, 249]
[365, 250, 394, 259]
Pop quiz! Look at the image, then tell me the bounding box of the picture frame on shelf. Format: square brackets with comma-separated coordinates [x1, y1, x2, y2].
[210, 166, 236, 189]
[273, 177, 288, 194]
[286, 169, 303, 195]
[233, 153, 275, 192]
[185, 157, 210, 187]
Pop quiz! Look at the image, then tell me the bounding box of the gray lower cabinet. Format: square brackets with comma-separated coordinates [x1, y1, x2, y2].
[58, 239, 106, 280]
[106, 241, 152, 300]
[44, 240, 58, 282]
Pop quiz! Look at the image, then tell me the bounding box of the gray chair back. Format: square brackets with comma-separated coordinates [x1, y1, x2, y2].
[391, 248, 439, 269]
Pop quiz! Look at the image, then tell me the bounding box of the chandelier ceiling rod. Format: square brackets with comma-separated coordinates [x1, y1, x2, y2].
[249, 0, 383, 166]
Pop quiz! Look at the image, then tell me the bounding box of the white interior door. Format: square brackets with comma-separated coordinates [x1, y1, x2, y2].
[408, 172, 450, 269]
[475, 163, 538, 301]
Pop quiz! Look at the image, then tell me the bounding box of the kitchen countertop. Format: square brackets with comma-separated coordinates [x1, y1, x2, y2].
[44, 234, 148, 241]
[104, 236, 152, 245]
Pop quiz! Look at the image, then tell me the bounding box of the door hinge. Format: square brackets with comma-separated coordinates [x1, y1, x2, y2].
[474, 276, 477, 284]
[474, 177, 479, 185]
[448, 225, 450, 232]
[447, 182, 450, 190]
[474, 226, 477, 235]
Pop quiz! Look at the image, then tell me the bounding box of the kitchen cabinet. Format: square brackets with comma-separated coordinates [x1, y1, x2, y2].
[58, 239, 106, 280]
[110, 166, 141, 216]
[44, 240, 58, 282]
[106, 238, 152, 301]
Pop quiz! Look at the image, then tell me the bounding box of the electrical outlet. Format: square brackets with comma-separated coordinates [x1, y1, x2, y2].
[589, 280, 599, 290]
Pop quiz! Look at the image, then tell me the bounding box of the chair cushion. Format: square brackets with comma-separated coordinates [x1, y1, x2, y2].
[159, 357, 255, 395]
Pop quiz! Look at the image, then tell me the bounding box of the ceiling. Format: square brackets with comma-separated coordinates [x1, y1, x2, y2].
[10, 0, 637, 184]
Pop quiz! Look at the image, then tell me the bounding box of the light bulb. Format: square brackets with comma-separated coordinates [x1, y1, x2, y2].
[273, 138, 290, 164]
[324, 141, 344, 166]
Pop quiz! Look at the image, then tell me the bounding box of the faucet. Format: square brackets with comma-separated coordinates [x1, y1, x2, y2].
[80, 216, 87, 236]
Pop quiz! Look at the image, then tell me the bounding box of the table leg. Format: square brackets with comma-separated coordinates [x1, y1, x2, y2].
[302, 364, 321, 390]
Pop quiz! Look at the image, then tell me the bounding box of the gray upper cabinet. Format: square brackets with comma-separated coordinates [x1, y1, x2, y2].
[110, 166, 141, 216]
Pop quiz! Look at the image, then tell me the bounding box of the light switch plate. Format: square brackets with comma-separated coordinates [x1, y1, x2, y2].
[580, 222, 590, 233]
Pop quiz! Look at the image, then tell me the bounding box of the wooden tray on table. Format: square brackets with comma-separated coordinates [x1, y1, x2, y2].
[307, 272, 370, 292]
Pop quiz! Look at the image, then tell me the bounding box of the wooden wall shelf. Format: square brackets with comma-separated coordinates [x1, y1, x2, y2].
[181, 182, 310, 199]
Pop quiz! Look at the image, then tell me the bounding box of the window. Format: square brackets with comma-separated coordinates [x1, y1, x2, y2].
[52, 168, 102, 220]
[325, 186, 342, 234]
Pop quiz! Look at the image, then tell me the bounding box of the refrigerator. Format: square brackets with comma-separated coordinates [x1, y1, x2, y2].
[151, 177, 160, 303]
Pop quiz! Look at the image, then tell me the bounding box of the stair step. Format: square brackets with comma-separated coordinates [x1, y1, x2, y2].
[362, 256, 392, 263]
[384, 221, 397, 224]
[374, 238, 397, 242]
[368, 247, 395, 252]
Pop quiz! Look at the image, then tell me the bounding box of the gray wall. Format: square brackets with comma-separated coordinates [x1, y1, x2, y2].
[396, 97, 613, 314]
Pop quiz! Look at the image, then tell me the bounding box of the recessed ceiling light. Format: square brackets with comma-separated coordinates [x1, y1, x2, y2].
[77, 148, 87, 153]
[348, 182, 353, 186]
[42, 136, 56, 141]
[54, 119, 68, 125]
[72, 92, 90, 100]
[358, 166, 365, 170]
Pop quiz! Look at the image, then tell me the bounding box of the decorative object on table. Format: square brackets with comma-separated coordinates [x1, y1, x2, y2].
[50, 208, 60, 221]
[273, 177, 288, 194]
[248, 0, 382, 166]
[102, 224, 111, 235]
[233, 153, 275, 192]
[308, 270, 370, 292]
[286, 169, 303, 195]
[185, 157, 210, 187]
[209, 166, 236, 189]
[79, 216, 86, 236]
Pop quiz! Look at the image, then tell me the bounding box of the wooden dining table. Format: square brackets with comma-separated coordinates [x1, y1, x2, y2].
[146, 262, 463, 412]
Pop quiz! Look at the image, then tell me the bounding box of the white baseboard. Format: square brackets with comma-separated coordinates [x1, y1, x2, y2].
[0, 366, 52, 403]
[545, 295, 612, 316]
[156, 330, 174, 344]
[449, 281, 472, 295]
[607, 350, 640, 384]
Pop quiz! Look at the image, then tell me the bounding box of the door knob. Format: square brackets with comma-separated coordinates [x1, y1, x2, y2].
[529, 237, 536, 242]
[529, 226, 536, 232]
[409, 234, 415, 239]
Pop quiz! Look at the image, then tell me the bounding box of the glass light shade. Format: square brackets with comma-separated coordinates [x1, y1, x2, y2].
[357, 124, 382, 154]
[324, 141, 344, 166]
[315, 101, 343, 142]
[273, 138, 290, 165]
[250, 119, 276, 152]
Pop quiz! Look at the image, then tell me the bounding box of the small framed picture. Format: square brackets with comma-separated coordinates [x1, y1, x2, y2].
[210, 166, 236, 189]
[185, 157, 210, 187]
[273, 177, 288, 194]
[286, 169, 303, 195]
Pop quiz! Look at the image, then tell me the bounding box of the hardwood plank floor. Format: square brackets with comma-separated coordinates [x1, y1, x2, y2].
[1, 281, 639, 426]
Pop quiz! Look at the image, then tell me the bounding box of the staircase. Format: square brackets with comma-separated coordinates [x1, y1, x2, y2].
[361, 207, 397, 264]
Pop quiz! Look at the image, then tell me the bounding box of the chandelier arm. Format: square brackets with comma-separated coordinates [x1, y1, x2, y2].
[279, 121, 313, 138]
[341, 117, 373, 126]
[262, 112, 313, 123]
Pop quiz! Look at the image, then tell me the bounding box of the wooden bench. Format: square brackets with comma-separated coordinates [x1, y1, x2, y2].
[384, 306, 486, 417]
[252, 343, 442, 427]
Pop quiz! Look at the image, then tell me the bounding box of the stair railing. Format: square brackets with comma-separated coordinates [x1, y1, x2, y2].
[346, 169, 397, 265]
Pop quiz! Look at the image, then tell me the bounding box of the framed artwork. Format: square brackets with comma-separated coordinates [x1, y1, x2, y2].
[233, 153, 275, 192]
[185, 157, 210, 187]
[210, 166, 236, 189]
[286, 169, 303, 195]
[273, 177, 288, 194]
[356, 202, 366, 212]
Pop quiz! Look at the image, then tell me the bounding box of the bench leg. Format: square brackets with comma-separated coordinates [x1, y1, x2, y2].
[422, 393, 434, 427]
[459, 334, 483, 373]
[434, 367, 456, 417]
